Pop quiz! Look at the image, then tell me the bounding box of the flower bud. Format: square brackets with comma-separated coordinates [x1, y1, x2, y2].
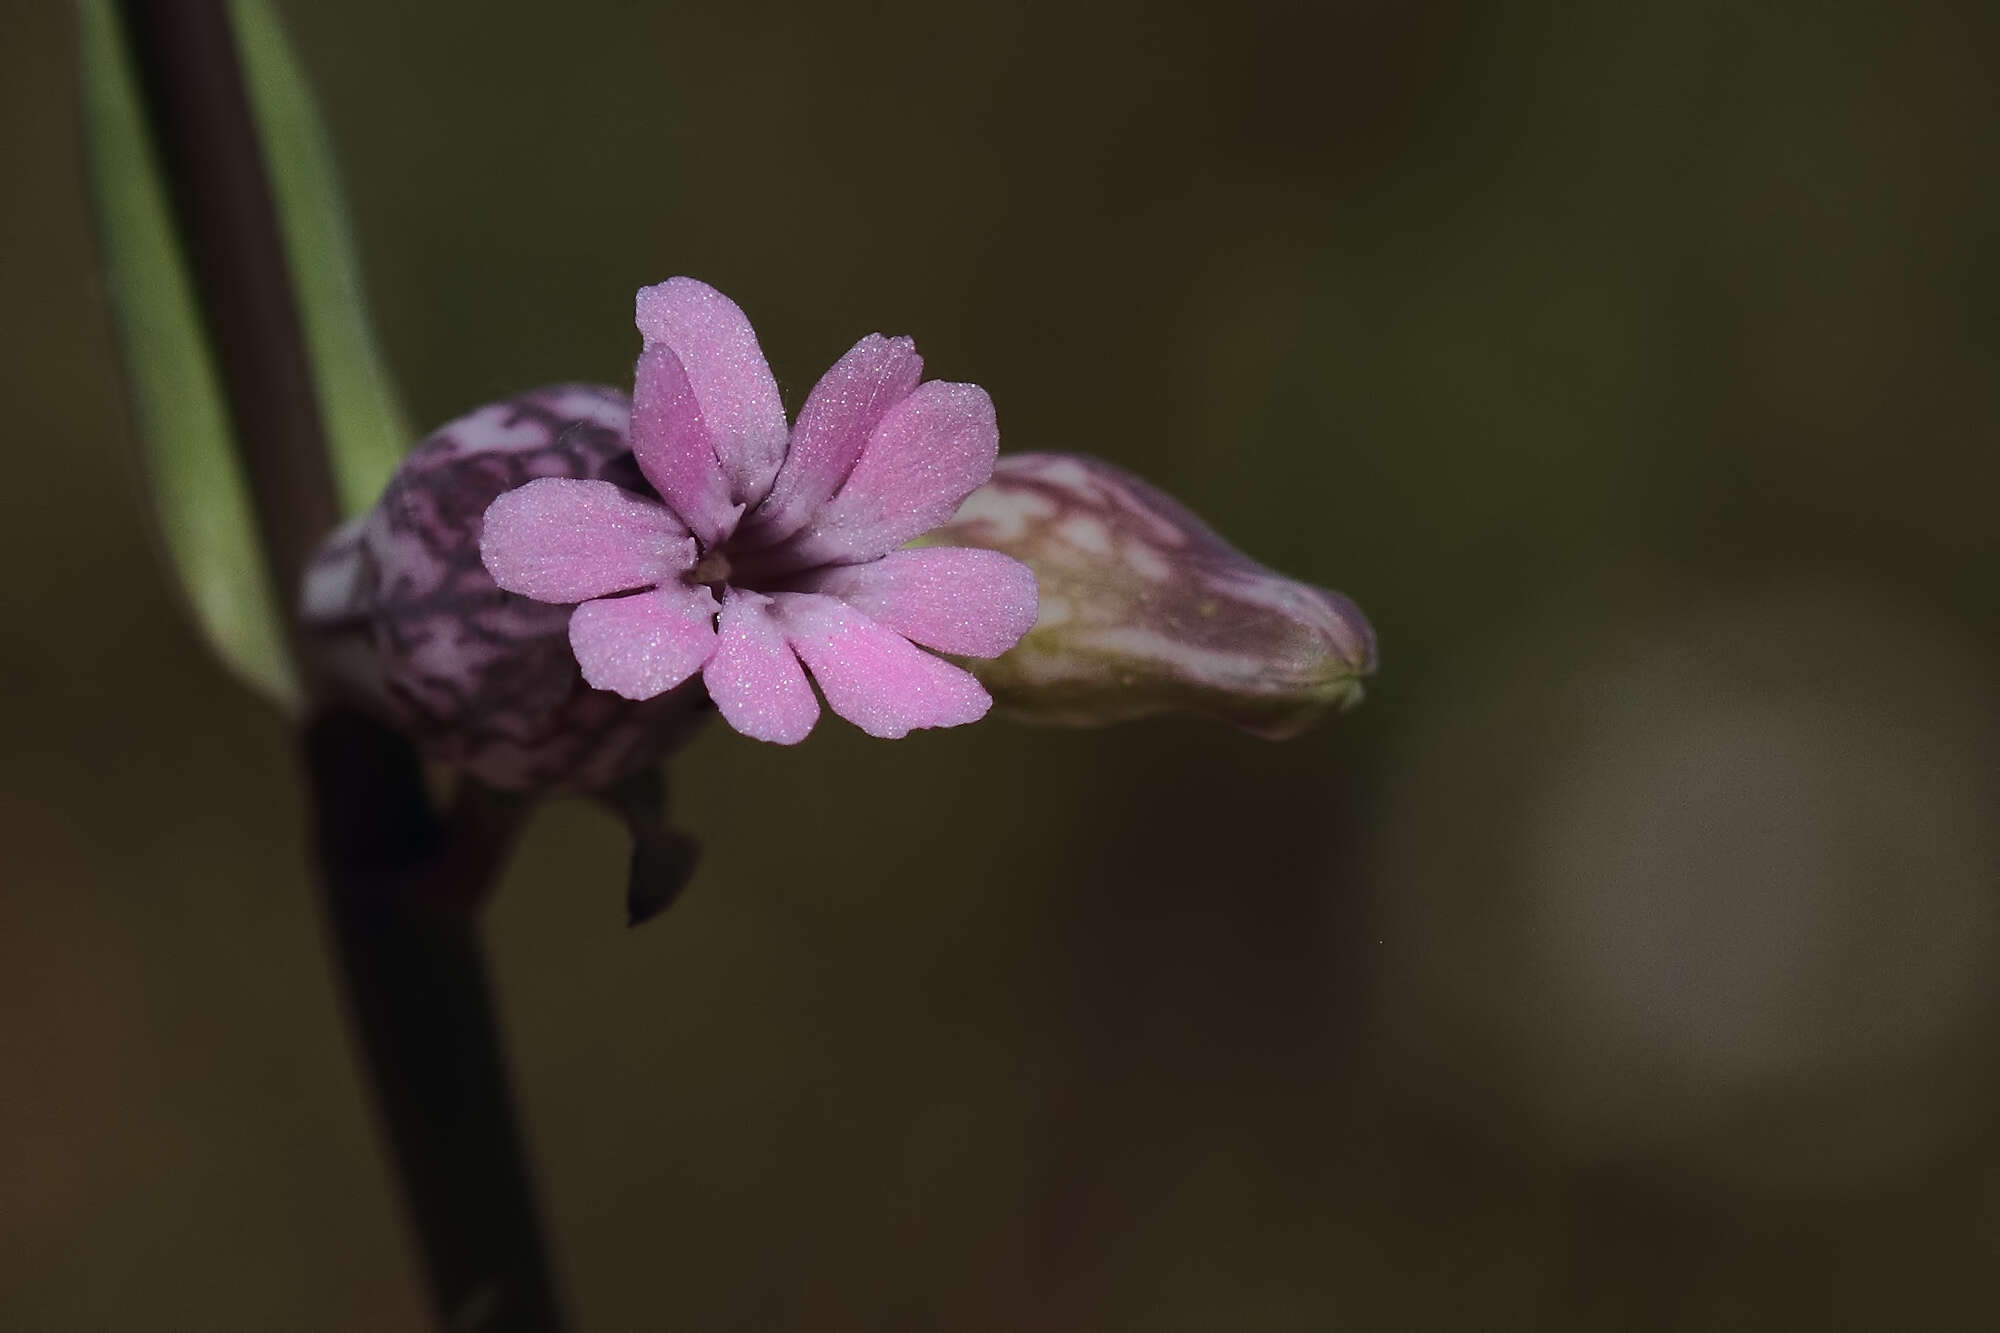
[920, 453, 1375, 738]
[300, 384, 709, 791]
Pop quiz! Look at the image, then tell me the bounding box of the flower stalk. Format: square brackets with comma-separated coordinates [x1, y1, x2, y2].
[99, 3, 1374, 1325]
[106, 3, 564, 1328]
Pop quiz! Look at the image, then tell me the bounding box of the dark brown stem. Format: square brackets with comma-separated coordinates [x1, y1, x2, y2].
[112, 0, 334, 614]
[110, 4, 563, 1328]
[303, 709, 557, 1330]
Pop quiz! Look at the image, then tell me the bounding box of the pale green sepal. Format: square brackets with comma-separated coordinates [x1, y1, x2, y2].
[79, 1, 414, 707]
[230, 0, 412, 517]
[79, 0, 298, 705]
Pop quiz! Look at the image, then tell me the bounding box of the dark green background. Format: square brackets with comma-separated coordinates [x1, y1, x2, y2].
[5, 1, 1997, 1327]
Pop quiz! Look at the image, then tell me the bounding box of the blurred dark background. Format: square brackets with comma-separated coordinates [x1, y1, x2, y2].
[5, 0, 1998, 1327]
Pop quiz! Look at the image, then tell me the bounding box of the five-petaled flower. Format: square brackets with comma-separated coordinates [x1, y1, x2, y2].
[478, 278, 1038, 744]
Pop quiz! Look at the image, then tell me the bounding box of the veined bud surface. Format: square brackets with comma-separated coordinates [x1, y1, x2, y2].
[923, 453, 1376, 738]
[300, 384, 707, 791]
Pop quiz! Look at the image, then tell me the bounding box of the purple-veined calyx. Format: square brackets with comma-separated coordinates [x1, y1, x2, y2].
[300, 384, 709, 792]
[919, 453, 1376, 738]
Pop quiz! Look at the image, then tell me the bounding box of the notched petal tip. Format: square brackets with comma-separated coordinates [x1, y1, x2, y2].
[630, 343, 747, 547]
[569, 584, 721, 701]
[633, 277, 788, 507]
[766, 379, 1001, 570]
[704, 588, 821, 744]
[772, 592, 993, 739]
[795, 546, 1038, 659]
[738, 331, 926, 548]
[479, 478, 695, 603]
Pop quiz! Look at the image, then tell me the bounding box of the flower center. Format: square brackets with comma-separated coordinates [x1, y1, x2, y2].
[689, 550, 733, 589]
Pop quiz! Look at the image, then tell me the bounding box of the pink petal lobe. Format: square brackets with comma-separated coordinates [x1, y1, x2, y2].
[634, 278, 788, 508]
[738, 333, 923, 548]
[771, 592, 991, 739]
[568, 584, 720, 701]
[479, 478, 695, 603]
[794, 548, 1038, 658]
[771, 380, 999, 568]
[631, 345, 742, 548]
[703, 588, 820, 744]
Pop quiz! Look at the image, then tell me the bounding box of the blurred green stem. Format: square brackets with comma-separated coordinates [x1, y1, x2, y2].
[109, 3, 562, 1328]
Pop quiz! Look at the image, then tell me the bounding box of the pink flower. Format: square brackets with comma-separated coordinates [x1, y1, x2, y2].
[477, 278, 1038, 745]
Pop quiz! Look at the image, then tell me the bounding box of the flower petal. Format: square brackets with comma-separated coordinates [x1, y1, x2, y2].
[767, 381, 999, 569]
[703, 588, 820, 744]
[568, 584, 720, 701]
[480, 478, 695, 603]
[771, 592, 991, 738]
[737, 333, 923, 548]
[634, 278, 788, 509]
[630, 345, 743, 548]
[793, 547, 1038, 658]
